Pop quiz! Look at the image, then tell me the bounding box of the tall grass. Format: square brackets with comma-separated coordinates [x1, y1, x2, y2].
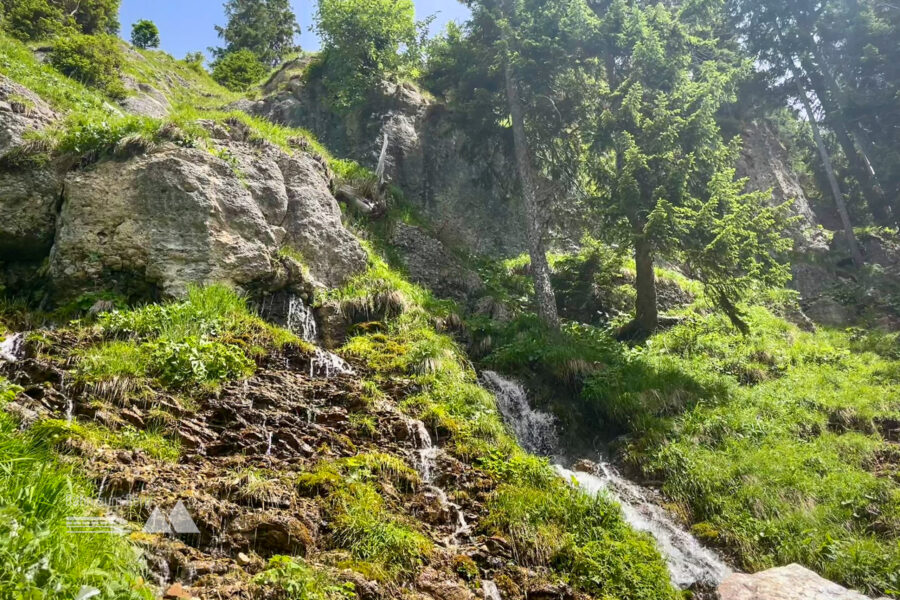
[0, 383, 151, 599]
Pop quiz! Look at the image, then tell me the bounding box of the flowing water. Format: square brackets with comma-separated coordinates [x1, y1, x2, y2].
[481, 371, 732, 590]
[286, 296, 318, 343]
[0, 332, 24, 363]
[482, 580, 502, 600]
[407, 417, 470, 545]
[309, 348, 354, 379]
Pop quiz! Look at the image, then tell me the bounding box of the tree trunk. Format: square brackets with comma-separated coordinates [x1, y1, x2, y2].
[802, 49, 892, 225]
[633, 231, 658, 334]
[798, 82, 865, 268]
[500, 12, 560, 331]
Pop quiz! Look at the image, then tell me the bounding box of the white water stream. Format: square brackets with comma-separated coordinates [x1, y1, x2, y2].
[0, 332, 24, 363]
[480, 371, 732, 590]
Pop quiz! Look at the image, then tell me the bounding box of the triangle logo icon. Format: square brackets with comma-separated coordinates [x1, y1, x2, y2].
[168, 500, 200, 534]
[143, 506, 174, 534]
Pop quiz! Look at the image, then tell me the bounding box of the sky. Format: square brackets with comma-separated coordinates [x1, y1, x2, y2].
[119, 0, 471, 61]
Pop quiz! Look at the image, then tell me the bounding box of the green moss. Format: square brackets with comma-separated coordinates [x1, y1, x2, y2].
[32, 419, 181, 462]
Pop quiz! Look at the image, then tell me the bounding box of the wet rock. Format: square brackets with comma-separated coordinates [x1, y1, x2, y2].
[416, 567, 477, 600]
[340, 570, 381, 600]
[164, 583, 192, 599]
[718, 565, 876, 600]
[526, 582, 575, 600]
[229, 512, 314, 556]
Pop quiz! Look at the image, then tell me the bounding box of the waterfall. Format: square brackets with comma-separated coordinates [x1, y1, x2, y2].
[309, 348, 354, 379]
[480, 371, 558, 456]
[286, 296, 318, 343]
[407, 417, 470, 545]
[482, 370, 732, 590]
[0, 332, 24, 363]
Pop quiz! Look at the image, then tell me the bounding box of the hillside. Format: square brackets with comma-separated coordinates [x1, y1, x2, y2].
[1, 3, 899, 600]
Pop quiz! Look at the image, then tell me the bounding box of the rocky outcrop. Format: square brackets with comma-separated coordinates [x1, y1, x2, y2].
[718, 565, 879, 600]
[390, 223, 484, 304]
[242, 65, 526, 257]
[48, 121, 366, 296]
[0, 77, 367, 299]
[0, 75, 56, 158]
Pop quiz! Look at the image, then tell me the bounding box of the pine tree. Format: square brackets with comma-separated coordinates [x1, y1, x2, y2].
[212, 0, 299, 68]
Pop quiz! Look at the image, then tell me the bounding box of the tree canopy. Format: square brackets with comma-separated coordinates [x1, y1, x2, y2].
[212, 0, 300, 68]
[131, 19, 160, 49]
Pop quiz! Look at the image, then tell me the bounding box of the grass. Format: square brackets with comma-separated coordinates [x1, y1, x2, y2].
[32, 419, 181, 463]
[253, 556, 355, 600]
[327, 252, 679, 597]
[481, 290, 900, 595]
[75, 284, 302, 392]
[0, 381, 152, 600]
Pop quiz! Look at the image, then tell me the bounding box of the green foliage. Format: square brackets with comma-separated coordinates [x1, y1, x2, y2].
[212, 0, 300, 68]
[1, 0, 72, 41]
[329, 483, 432, 581]
[33, 419, 181, 462]
[0, 0, 118, 39]
[50, 33, 126, 98]
[314, 0, 419, 112]
[182, 51, 206, 73]
[77, 285, 300, 391]
[253, 556, 355, 600]
[0, 410, 152, 599]
[145, 337, 255, 388]
[482, 482, 677, 598]
[130, 19, 160, 49]
[212, 48, 268, 91]
[0, 30, 111, 113]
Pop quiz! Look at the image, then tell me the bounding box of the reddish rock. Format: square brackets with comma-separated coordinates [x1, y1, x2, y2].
[164, 583, 192, 599]
[718, 565, 877, 600]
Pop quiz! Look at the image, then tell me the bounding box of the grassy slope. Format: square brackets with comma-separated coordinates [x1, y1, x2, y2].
[480, 250, 900, 596]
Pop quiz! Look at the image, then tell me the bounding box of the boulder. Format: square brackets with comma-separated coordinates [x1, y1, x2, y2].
[48, 124, 366, 297]
[0, 75, 56, 158]
[0, 166, 61, 259]
[718, 565, 876, 600]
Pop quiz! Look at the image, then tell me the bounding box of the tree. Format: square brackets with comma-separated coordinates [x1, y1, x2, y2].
[314, 0, 419, 112]
[212, 0, 299, 68]
[50, 33, 126, 98]
[1, 0, 119, 40]
[583, 1, 791, 336]
[211, 48, 267, 91]
[428, 0, 601, 330]
[131, 19, 160, 49]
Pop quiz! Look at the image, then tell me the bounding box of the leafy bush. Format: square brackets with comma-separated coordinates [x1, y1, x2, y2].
[50, 33, 126, 98]
[1, 0, 72, 41]
[211, 48, 267, 91]
[253, 556, 355, 600]
[146, 336, 255, 388]
[130, 19, 159, 49]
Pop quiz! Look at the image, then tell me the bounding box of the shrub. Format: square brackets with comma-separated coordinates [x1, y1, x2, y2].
[1, 0, 72, 41]
[211, 48, 267, 91]
[50, 33, 126, 98]
[145, 336, 255, 389]
[130, 19, 159, 49]
[253, 556, 355, 600]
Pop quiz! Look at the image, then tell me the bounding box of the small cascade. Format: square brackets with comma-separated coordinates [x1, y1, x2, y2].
[556, 465, 732, 589]
[65, 397, 74, 424]
[0, 332, 25, 363]
[483, 371, 732, 590]
[407, 417, 470, 545]
[265, 431, 274, 456]
[286, 296, 318, 343]
[482, 581, 502, 600]
[480, 371, 558, 456]
[309, 348, 354, 379]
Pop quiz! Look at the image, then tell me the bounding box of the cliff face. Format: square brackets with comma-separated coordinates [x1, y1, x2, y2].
[241, 63, 527, 257]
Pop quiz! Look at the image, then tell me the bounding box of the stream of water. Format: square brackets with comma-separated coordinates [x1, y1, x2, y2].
[480, 370, 732, 590]
[0, 332, 24, 363]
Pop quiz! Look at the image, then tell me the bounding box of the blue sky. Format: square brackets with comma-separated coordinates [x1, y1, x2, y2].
[119, 0, 471, 61]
